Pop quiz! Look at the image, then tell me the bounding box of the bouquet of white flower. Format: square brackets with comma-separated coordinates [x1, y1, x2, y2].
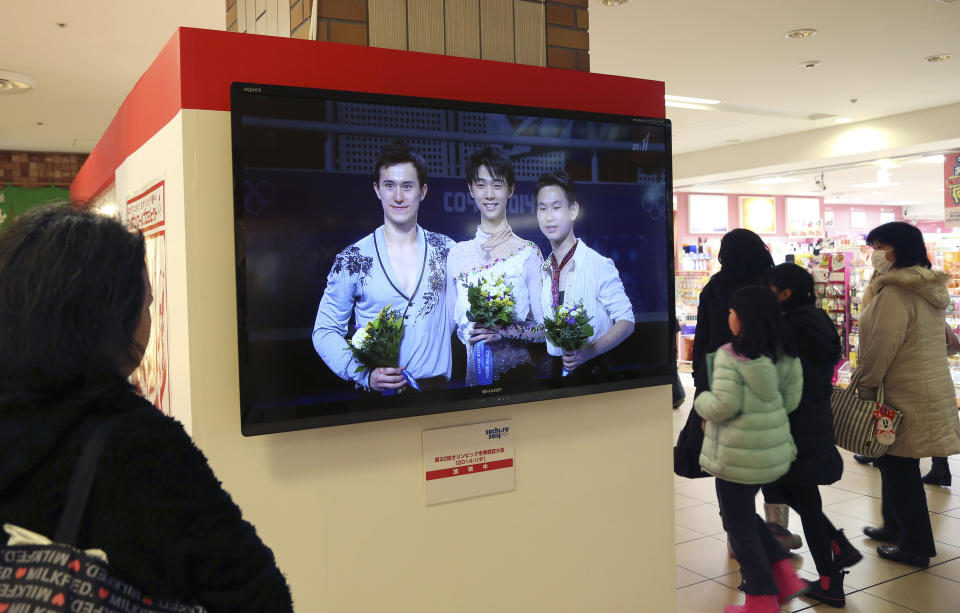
[544, 302, 594, 351]
[348, 305, 405, 375]
[544, 302, 594, 376]
[465, 274, 515, 329]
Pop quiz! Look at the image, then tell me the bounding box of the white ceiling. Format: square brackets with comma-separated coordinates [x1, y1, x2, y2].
[1, 0, 958, 214]
[589, 0, 960, 216]
[590, 0, 960, 155]
[0, 1, 223, 152]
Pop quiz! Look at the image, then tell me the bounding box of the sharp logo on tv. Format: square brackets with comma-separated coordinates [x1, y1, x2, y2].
[230, 82, 674, 434]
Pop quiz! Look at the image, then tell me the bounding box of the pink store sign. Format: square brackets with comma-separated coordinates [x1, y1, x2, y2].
[946, 151, 960, 225]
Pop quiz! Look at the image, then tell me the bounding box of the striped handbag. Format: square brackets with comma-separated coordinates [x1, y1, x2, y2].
[831, 368, 903, 457]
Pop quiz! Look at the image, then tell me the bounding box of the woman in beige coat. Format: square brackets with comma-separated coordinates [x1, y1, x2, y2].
[858, 222, 960, 568]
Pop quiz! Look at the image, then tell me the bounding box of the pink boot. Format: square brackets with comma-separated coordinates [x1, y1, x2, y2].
[771, 558, 809, 604]
[724, 594, 779, 613]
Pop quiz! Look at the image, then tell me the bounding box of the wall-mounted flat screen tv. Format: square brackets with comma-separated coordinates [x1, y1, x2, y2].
[231, 82, 673, 435]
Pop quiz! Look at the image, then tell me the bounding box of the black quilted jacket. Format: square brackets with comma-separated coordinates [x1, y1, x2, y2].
[0, 386, 293, 612]
[778, 303, 844, 485]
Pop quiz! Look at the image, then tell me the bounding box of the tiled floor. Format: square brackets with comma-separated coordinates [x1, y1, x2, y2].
[673, 373, 960, 612]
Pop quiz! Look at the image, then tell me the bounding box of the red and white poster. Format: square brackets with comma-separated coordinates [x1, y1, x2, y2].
[946, 151, 960, 225]
[422, 420, 515, 505]
[125, 181, 171, 416]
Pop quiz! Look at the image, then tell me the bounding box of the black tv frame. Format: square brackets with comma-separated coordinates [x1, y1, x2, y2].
[231, 82, 676, 435]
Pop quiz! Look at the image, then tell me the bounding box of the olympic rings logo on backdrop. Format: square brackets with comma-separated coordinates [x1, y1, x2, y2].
[243, 179, 276, 214]
[642, 191, 665, 221]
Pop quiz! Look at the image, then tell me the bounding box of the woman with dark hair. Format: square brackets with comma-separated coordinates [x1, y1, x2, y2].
[760, 264, 861, 607]
[676, 229, 799, 540]
[857, 221, 960, 567]
[692, 229, 776, 397]
[674, 233, 773, 477]
[695, 286, 806, 612]
[0, 205, 293, 611]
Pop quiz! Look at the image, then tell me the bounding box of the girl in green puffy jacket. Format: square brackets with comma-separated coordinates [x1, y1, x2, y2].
[694, 286, 805, 613]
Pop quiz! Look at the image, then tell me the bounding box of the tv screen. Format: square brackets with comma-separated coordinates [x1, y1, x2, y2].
[231, 82, 674, 435]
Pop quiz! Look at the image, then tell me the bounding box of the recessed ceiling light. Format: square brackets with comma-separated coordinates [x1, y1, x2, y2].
[925, 54, 952, 63]
[785, 29, 817, 39]
[835, 117, 852, 124]
[0, 69, 37, 94]
[600, 0, 629, 5]
[726, 139, 741, 143]
[798, 60, 822, 70]
[665, 94, 720, 105]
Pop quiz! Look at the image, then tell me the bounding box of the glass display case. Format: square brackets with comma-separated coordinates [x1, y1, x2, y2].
[675, 271, 711, 363]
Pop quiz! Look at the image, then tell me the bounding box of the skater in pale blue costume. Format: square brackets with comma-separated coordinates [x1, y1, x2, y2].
[313, 141, 455, 392]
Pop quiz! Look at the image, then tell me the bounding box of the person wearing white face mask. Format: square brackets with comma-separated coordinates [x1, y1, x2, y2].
[870, 247, 894, 274]
[856, 222, 960, 568]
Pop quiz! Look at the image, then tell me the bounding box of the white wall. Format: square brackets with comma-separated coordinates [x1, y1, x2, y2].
[120, 108, 676, 612]
[113, 114, 194, 434]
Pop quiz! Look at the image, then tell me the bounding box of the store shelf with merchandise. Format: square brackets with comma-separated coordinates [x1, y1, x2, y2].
[926, 232, 960, 405]
[930, 232, 960, 330]
[825, 239, 872, 371]
[675, 271, 709, 363]
[675, 237, 717, 363]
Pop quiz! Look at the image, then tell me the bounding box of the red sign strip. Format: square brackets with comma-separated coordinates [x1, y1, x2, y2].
[425, 459, 514, 481]
[138, 220, 165, 235]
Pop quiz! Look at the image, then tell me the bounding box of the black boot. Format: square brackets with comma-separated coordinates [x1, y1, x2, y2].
[804, 571, 848, 608]
[853, 454, 879, 467]
[922, 457, 952, 486]
[863, 525, 898, 542]
[829, 529, 863, 570]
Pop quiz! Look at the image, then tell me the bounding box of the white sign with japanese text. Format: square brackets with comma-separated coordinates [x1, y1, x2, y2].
[422, 420, 515, 505]
[125, 180, 171, 416]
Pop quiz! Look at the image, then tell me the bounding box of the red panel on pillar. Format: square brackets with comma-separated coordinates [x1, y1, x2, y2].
[177, 29, 664, 118]
[72, 27, 665, 204]
[70, 32, 183, 204]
